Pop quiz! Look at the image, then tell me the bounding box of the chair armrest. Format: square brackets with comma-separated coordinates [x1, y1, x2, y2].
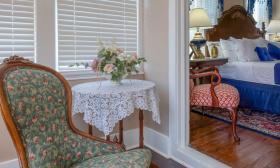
[190, 66, 219, 74]
[190, 71, 221, 87]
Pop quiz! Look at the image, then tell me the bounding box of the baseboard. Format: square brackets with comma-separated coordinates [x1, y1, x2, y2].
[0, 159, 19, 168]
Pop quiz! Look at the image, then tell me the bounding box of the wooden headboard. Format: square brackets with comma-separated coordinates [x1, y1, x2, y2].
[205, 5, 265, 41]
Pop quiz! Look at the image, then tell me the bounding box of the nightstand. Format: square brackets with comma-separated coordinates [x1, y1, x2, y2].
[190, 57, 228, 69]
[190, 57, 228, 84]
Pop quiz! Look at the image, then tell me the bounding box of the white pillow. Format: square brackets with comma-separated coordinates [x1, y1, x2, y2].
[206, 41, 224, 58]
[243, 37, 268, 47]
[220, 39, 238, 62]
[234, 38, 268, 62]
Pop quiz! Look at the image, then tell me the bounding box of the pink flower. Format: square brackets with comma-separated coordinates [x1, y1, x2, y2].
[76, 152, 81, 158]
[47, 96, 53, 101]
[103, 64, 115, 73]
[32, 116, 38, 123]
[72, 142, 78, 148]
[7, 85, 14, 91]
[44, 107, 50, 113]
[40, 125, 46, 131]
[116, 48, 124, 54]
[91, 58, 100, 72]
[131, 52, 138, 61]
[66, 153, 71, 160]
[31, 96, 36, 102]
[16, 116, 23, 123]
[29, 153, 35, 160]
[46, 137, 53, 143]
[33, 136, 40, 144]
[86, 151, 93, 157]
[64, 136, 68, 142]
[43, 79, 48, 85]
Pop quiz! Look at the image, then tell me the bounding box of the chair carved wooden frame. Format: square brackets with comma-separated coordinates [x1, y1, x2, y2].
[190, 67, 240, 142]
[0, 56, 152, 168]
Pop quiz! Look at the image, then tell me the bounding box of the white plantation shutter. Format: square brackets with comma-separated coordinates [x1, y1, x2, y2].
[0, 0, 35, 62]
[57, 0, 138, 72]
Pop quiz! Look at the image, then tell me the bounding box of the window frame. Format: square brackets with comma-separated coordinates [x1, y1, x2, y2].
[54, 0, 144, 80]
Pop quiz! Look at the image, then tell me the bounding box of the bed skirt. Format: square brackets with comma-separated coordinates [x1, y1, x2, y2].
[222, 78, 280, 115]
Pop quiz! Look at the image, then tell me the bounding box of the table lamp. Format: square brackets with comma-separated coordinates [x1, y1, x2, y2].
[189, 8, 212, 59]
[267, 20, 280, 42]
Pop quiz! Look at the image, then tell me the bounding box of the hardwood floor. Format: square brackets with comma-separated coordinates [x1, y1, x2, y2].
[190, 112, 280, 168]
[150, 149, 186, 168]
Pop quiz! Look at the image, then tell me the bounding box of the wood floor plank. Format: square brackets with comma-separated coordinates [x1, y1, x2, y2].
[190, 112, 280, 168]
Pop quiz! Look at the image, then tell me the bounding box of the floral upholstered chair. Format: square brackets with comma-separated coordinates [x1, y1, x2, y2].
[0, 56, 152, 168]
[190, 67, 240, 142]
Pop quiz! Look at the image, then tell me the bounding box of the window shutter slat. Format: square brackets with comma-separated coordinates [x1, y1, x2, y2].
[0, 0, 35, 62]
[57, 0, 138, 72]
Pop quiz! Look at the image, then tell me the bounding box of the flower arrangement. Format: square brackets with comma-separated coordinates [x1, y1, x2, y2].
[91, 42, 146, 84]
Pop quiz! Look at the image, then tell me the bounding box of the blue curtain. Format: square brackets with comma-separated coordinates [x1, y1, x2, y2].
[218, 0, 224, 13]
[268, 0, 273, 20]
[247, 0, 273, 20]
[247, 0, 256, 15]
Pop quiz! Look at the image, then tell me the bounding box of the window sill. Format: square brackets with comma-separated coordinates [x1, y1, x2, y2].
[64, 71, 145, 82]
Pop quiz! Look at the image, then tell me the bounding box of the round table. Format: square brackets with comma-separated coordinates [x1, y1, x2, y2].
[72, 79, 160, 148]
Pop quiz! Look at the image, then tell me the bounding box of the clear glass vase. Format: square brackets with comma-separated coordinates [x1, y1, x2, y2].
[109, 75, 124, 85]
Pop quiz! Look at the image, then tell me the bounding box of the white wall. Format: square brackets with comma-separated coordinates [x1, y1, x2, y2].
[224, 0, 245, 10]
[143, 0, 169, 136]
[273, 0, 280, 19]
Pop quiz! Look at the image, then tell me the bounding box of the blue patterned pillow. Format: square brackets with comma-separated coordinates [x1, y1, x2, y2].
[268, 43, 280, 60]
[255, 47, 274, 61]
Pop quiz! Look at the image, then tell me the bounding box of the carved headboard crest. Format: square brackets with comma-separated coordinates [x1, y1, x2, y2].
[205, 5, 265, 41]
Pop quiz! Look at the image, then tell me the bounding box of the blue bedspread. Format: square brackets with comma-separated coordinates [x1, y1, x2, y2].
[222, 78, 280, 115]
[275, 63, 280, 85]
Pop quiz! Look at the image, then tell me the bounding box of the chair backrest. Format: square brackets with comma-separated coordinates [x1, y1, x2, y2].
[0, 56, 74, 168]
[0, 56, 123, 168]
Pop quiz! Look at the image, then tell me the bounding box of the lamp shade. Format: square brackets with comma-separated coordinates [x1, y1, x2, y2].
[189, 8, 212, 28]
[267, 20, 280, 33]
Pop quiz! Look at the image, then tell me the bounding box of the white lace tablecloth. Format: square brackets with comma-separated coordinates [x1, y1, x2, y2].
[72, 79, 160, 135]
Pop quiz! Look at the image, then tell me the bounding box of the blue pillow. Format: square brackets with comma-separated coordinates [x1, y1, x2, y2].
[255, 47, 274, 61]
[268, 43, 280, 60]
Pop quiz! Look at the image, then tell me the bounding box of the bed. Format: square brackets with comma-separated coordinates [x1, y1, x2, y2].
[205, 5, 280, 115]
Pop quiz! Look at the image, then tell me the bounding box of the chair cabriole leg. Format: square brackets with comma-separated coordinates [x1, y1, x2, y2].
[228, 107, 240, 142]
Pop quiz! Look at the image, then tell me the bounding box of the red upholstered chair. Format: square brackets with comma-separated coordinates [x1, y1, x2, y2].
[190, 67, 240, 142]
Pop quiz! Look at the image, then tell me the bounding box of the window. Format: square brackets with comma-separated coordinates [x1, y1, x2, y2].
[0, 0, 36, 62]
[57, 0, 139, 75]
[246, 0, 272, 29]
[252, 0, 269, 28]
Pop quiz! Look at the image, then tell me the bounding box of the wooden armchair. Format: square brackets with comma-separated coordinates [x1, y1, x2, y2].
[0, 56, 152, 168]
[190, 67, 240, 142]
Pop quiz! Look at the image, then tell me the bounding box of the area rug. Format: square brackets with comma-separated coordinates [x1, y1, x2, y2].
[192, 107, 280, 139]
